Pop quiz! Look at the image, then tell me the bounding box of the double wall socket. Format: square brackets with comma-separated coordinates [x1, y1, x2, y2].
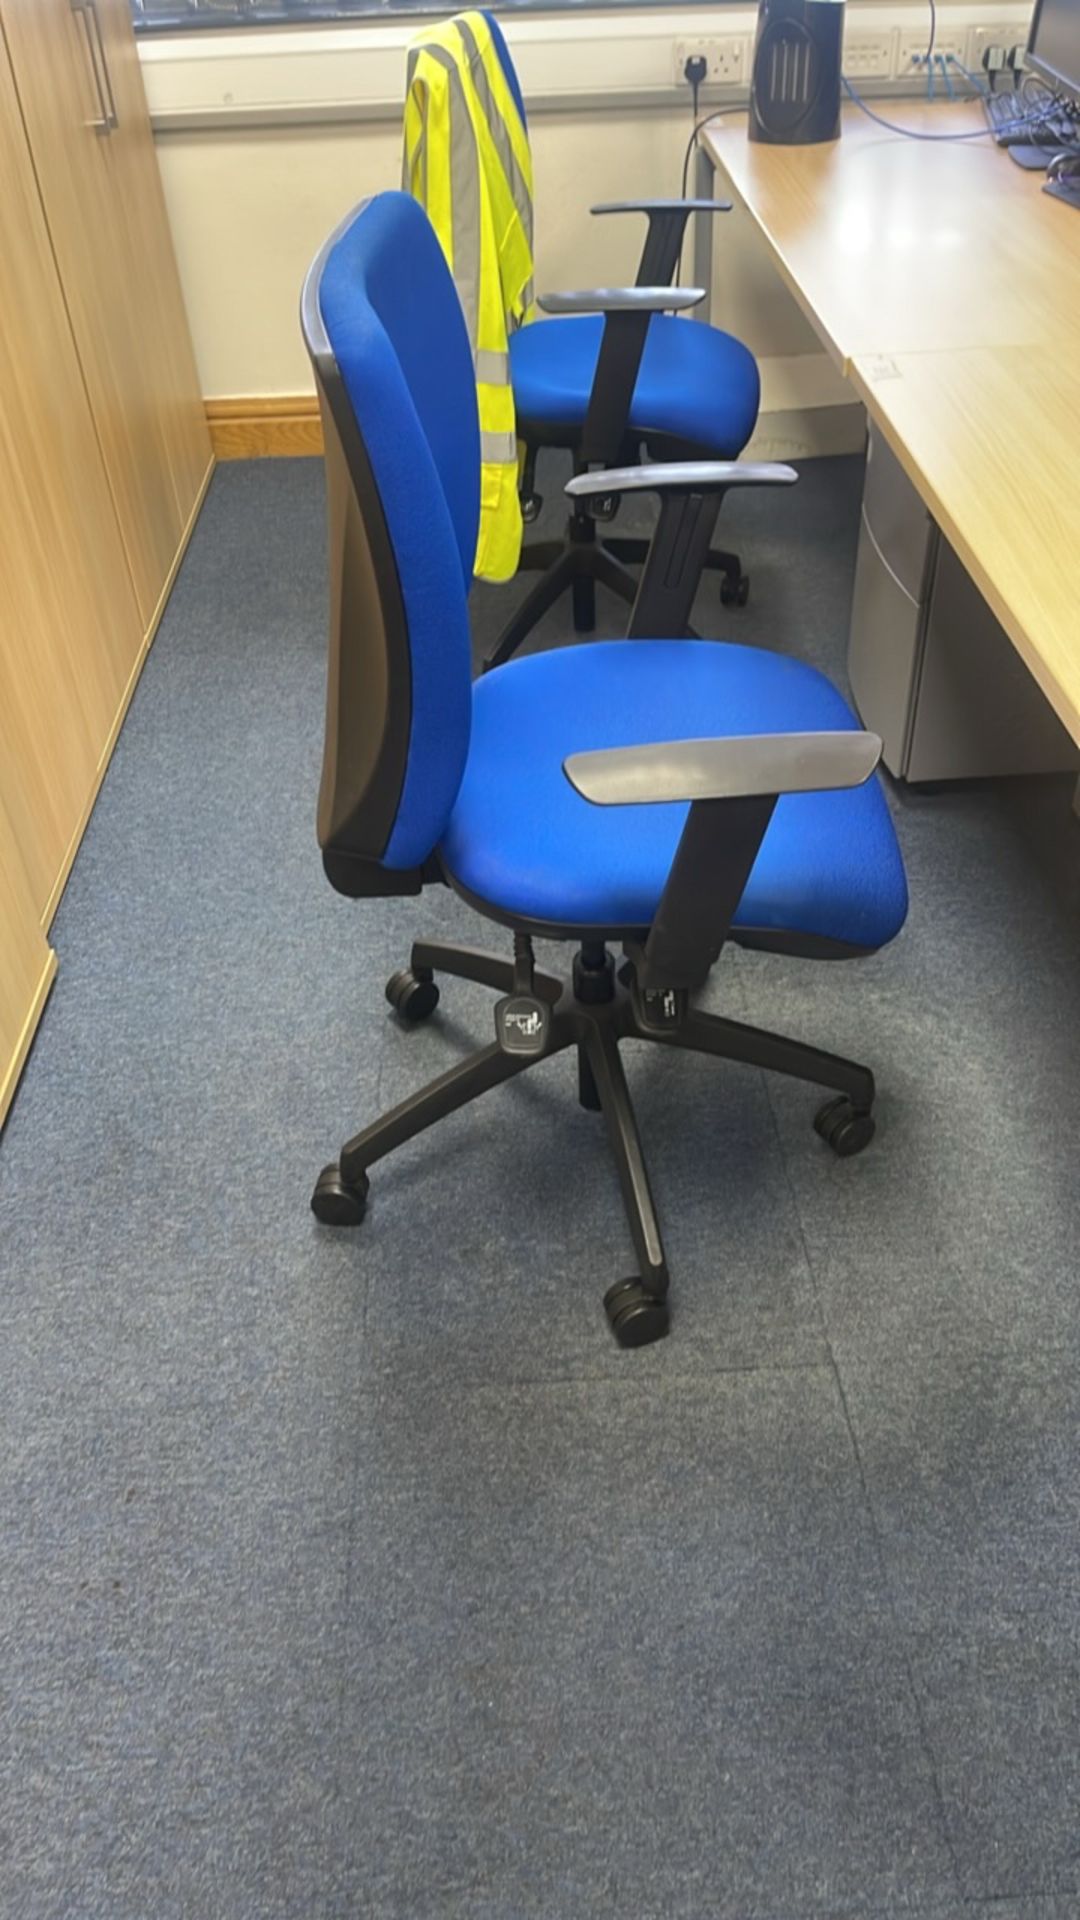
[843, 29, 896, 79]
[968, 21, 1028, 67]
[673, 37, 749, 87]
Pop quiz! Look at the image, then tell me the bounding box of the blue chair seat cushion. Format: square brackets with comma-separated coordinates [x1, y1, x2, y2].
[509, 314, 760, 456]
[439, 641, 908, 948]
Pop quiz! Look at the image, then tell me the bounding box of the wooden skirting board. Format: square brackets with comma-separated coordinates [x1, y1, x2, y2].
[0, 947, 56, 1131]
[206, 389, 861, 463]
[206, 396, 322, 459]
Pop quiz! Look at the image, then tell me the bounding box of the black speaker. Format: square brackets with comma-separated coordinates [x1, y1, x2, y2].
[749, 0, 844, 144]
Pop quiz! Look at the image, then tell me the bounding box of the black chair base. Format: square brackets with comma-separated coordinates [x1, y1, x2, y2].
[311, 937, 877, 1347]
[483, 534, 639, 672]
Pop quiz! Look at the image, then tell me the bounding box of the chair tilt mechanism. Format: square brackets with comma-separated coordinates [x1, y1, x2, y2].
[302, 195, 909, 1350]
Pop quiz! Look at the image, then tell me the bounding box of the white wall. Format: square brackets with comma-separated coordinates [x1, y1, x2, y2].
[154, 106, 825, 394]
[145, 0, 1029, 449]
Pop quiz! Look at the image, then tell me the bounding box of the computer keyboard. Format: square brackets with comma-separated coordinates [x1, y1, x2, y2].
[983, 86, 1080, 149]
[983, 87, 1029, 140]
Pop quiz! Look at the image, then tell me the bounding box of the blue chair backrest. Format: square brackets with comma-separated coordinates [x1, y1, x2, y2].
[482, 10, 527, 128]
[301, 193, 478, 883]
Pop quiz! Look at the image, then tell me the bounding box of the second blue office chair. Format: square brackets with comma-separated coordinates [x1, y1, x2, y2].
[303, 191, 908, 1348]
[480, 12, 762, 667]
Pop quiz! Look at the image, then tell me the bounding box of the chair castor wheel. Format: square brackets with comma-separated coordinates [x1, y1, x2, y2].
[720, 571, 750, 608]
[311, 1161, 370, 1225]
[603, 1278, 671, 1348]
[385, 967, 439, 1022]
[813, 1095, 875, 1158]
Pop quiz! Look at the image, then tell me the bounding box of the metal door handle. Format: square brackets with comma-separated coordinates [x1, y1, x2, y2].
[87, 0, 119, 129]
[71, 0, 117, 132]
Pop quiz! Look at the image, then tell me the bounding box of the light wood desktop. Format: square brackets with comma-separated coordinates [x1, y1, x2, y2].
[703, 101, 1080, 747]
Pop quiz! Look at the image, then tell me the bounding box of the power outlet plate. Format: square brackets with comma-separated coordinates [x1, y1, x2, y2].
[843, 29, 896, 79]
[673, 37, 748, 88]
[968, 22, 1028, 73]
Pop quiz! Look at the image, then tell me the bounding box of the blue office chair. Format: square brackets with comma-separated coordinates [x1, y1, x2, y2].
[303, 192, 908, 1348]
[478, 12, 762, 667]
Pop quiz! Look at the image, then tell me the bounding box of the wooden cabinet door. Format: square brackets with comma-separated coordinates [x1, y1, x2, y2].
[0, 26, 143, 921]
[0, 791, 55, 1128]
[0, 0, 211, 631]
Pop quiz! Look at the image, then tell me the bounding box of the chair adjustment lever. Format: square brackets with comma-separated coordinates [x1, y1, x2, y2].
[634, 983, 689, 1034]
[585, 491, 620, 522]
[620, 955, 689, 1034]
[519, 444, 543, 524]
[495, 994, 551, 1055]
[495, 933, 552, 1056]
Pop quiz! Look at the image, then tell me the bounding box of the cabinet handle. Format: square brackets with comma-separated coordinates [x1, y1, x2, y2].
[87, 0, 119, 130]
[71, 0, 118, 133]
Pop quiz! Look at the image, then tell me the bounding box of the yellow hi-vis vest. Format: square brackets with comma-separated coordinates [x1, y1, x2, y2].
[403, 12, 535, 583]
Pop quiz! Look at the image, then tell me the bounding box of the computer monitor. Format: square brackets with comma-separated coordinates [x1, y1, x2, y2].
[1027, 0, 1080, 108]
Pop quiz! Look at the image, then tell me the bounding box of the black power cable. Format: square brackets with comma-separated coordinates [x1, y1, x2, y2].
[684, 51, 707, 130]
[675, 108, 736, 283]
[680, 107, 732, 200]
[923, 0, 937, 69]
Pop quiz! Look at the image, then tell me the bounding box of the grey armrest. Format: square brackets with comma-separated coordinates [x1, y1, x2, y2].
[565, 461, 799, 500]
[564, 731, 882, 806]
[590, 198, 733, 216]
[537, 286, 704, 315]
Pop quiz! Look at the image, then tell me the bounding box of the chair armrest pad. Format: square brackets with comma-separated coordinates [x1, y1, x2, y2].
[537, 286, 704, 315]
[590, 198, 733, 216]
[563, 732, 882, 805]
[566, 461, 798, 500]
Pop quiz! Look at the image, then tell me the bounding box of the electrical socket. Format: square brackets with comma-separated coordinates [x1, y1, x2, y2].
[673, 37, 748, 88]
[897, 27, 968, 75]
[843, 30, 896, 80]
[967, 22, 1026, 72]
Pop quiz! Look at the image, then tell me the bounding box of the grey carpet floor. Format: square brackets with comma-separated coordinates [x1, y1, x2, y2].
[2, 453, 1080, 1920]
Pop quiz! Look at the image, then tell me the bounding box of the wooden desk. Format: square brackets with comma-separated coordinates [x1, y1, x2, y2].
[852, 346, 1080, 744]
[705, 102, 1080, 367]
[703, 103, 1080, 745]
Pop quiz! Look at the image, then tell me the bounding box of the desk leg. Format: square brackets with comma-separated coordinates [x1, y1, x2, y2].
[693, 143, 714, 324]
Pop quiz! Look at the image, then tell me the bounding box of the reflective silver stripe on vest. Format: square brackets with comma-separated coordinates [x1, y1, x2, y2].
[423, 45, 481, 347]
[403, 49, 420, 191]
[480, 428, 519, 463]
[475, 347, 510, 384]
[455, 17, 533, 256]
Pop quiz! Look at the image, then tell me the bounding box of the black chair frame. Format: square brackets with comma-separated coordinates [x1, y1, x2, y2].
[487, 199, 751, 672]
